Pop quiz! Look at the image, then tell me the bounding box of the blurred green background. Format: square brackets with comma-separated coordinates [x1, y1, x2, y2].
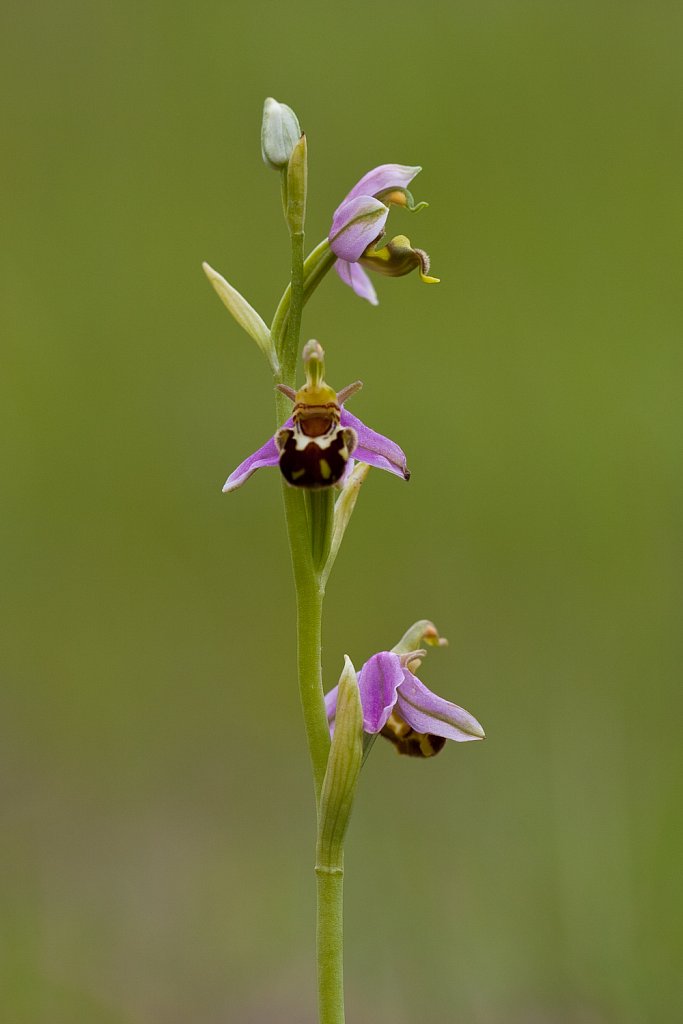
[2, 1, 682, 1021]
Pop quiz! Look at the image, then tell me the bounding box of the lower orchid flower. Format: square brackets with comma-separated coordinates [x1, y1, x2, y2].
[223, 340, 409, 492]
[325, 649, 485, 758]
[329, 163, 439, 305]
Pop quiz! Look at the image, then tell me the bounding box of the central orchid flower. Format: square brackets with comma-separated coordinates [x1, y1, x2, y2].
[329, 164, 439, 305]
[222, 341, 409, 492]
[325, 649, 485, 757]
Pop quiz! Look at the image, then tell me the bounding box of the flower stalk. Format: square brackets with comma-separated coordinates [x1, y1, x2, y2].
[205, 97, 478, 1024]
[272, 239, 338, 367]
[272, 151, 347, 1020]
[274, 172, 331, 800]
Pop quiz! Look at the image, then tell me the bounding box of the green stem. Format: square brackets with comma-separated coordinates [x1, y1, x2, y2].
[274, 224, 345, 1024]
[272, 238, 337, 365]
[275, 228, 330, 800]
[282, 486, 330, 801]
[281, 228, 306, 392]
[316, 866, 345, 1024]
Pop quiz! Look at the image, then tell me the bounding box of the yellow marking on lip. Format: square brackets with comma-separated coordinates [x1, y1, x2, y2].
[291, 468, 306, 481]
[319, 459, 331, 480]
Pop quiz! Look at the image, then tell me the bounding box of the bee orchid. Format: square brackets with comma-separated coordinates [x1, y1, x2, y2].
[325, 649, 485, 758]
[222, 341, 409, 492]
[329, 163, 439, 305]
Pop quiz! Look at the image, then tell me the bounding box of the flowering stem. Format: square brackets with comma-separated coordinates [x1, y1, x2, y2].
[280, 487, 345, 1024]
[271, 238, 337, 358]
[274, 227, 345, 1024]
[276, 228, 330, 801]
[281, 485, 330, 798]
[281, 223, 305, 383]
[315, 867, 345, 1024]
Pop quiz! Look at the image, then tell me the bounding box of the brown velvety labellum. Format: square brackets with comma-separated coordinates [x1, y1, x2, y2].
[278, 429, 350, 489]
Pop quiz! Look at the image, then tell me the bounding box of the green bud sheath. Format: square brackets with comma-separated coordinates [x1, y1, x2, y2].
[321, 463, 370, 588]
[316, 656, 363, 874]
[286, 133, 308, 236]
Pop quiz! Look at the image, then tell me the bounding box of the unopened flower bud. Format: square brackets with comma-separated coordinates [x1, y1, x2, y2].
[261, 97, 301, 170]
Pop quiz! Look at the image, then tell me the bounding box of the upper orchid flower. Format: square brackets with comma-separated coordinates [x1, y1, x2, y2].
[329, 164, 439, 305]
[325, 649, 485, 758]
[223, 341, 409, 492]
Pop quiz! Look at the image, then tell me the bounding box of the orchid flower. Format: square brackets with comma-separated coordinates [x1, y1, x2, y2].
[325, 650, 485, 757]
[222, 341, 409, 492]
[329, 164, 439, 305]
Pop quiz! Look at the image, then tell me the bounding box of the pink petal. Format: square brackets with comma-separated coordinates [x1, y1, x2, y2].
[357, 651, 404, 733]
[335, 260, 379, 305]
[340, 410, 409, 480]
[396, 670, 485, 742]
[329, 195, 388, 262]
[222, 438, 280, 492]
[222, 417, 294, 493]
[341, 164, 422, 205]
[325, 684, 339, 730]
